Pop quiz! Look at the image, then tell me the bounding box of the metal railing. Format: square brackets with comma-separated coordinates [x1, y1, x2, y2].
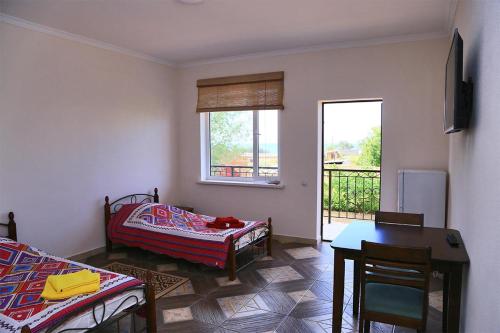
[211, 165, 278, 178]
[323, 168, 381, 223]
[210, 166, 380, 223]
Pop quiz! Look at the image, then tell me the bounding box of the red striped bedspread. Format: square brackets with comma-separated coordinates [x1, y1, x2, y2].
[108, 203, 267, 269]
[0, 238, 143, 333]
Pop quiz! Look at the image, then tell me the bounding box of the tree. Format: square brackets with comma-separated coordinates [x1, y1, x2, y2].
[357, 127, 381, 167]
[337, 141, 354, 150]
[210, 112, 252, 165]
[324, 141, 354, 152]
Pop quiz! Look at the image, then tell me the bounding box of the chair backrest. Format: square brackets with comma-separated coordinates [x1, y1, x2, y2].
[360, 241, 431, 324]
[361, 241, 431, 288]
[375, 211, 424, 227]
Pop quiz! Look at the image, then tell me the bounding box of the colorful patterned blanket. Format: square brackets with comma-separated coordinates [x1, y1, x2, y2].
[124, 204, 263, 243]
[108, 204, 268, 269]
[0, 238, 142, 332]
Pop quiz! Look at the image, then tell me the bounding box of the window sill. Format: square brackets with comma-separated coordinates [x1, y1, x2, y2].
[197, 179, 285, 189]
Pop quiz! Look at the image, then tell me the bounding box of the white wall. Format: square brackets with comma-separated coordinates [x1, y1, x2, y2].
[0, 22, 178, 257]
[0, 17, 452, 258]
[176, 39, 449, 240]
[448, 1, 500, 331]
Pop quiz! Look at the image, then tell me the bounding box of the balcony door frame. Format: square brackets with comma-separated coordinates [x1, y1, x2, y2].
[320, 99, 383, 241]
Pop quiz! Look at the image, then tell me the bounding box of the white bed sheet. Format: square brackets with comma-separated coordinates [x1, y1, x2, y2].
[40, 288, 145, 332]
[235, 226, 268, 250]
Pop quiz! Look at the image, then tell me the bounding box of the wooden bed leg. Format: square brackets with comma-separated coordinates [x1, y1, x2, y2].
[104, 196, 112, 252]
[228, 235, 236, 281]
[8, 212, 17, 242]
[153, 188, 159, 203]
[21, 325, 32, 333]
[145, 271, 157, 333]
[267, 217, 273, 257]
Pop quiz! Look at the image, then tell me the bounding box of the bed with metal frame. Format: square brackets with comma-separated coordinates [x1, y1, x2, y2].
[0, 212, 157, 333]
[104, 188, 272, 281]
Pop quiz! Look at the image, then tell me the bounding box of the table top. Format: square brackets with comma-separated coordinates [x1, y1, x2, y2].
[330, 221, 470, 264]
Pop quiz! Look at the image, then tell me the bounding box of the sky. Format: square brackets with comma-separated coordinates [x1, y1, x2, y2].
[324, 101, 382, 146]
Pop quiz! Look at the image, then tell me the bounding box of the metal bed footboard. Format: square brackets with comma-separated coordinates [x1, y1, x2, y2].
[20, 282, 156, 333]
[21, 283, 156, 333]
[227, 217, 273, 281]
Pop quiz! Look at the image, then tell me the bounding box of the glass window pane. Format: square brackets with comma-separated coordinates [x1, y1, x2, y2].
[210, 111, 254, 178]
[258, 110, 279, 177]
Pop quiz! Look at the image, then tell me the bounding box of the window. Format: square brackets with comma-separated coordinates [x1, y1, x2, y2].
[196, 71, 284, 185]
[204, 110, 279, 182]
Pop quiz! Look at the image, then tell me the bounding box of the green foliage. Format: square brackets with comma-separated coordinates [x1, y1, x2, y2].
[322, 128, 381, 214]
[337, 141, 354, 150]
[325, 141, 355, 152]
[357, 127, 381, 167]
[210, 112, 252, 165]
[322, 171, 381, 213]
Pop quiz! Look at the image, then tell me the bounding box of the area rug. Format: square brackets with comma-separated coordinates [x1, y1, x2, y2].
[103, 262, 188, 299]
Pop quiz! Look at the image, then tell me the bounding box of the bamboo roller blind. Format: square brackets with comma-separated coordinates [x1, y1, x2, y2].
[196, 71, 284, 112]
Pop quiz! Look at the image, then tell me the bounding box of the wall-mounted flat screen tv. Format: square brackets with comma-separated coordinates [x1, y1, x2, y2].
[444, 29, 472, 134]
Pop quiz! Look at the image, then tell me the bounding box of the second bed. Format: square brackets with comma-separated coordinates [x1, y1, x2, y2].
[104, 188, 272, 280]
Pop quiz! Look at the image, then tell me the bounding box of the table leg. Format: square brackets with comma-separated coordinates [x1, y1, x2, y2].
[353, 260, 360, 316]
[333, 250, 345, 333]
[446, 265, 463, 333]
[442, 272, 449, 332]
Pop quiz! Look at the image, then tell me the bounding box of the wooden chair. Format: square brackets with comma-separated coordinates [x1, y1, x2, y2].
[375, 211, 424, 227]
[358, 241, 431, 333]
[352, 211, 424, 317]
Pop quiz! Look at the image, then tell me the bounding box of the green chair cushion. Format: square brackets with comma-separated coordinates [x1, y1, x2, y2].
[365, 283, 424, 320]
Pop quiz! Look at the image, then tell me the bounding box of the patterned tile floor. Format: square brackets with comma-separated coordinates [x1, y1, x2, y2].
[85, 241, 444, 333]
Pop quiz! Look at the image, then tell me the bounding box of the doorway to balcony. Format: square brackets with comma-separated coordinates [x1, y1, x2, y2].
[321, 100, 382, 241]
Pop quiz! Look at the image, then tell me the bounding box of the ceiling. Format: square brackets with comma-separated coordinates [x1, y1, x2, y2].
[0, 0, 456, 66]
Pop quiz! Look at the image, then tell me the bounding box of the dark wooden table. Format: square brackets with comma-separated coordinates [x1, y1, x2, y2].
[330, 221, 469, 333]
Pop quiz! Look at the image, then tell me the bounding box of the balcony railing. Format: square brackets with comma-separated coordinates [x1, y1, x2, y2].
[323, 168, 381, 223]
[210, 166, 380, 223]
[211, 165, 278, 178]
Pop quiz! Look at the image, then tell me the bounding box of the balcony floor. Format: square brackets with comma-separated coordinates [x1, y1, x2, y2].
[322, 211, 373, 241]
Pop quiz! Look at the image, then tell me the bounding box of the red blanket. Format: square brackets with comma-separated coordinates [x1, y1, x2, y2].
[108, 204, 267, 269]
[207, 217, 245, 229]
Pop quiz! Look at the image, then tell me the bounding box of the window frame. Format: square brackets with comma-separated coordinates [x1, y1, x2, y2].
[201, 110, 281, 184]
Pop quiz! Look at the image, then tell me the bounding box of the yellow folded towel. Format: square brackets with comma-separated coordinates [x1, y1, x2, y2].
[41, 270, 100, 300]
[49, 269, 100, 293]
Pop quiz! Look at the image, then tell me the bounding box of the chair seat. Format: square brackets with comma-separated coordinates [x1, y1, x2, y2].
[365, 283, 424, 320]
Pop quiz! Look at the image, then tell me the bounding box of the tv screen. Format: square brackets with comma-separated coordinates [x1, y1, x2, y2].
[444, 29, 468, 134]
